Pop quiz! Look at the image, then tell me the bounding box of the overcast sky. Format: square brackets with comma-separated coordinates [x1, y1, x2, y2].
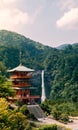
[0, 0, 78, 47]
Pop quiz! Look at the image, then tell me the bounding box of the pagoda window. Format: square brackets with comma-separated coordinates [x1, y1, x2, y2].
[14, 81, 18, 85]
[24, 93, 26, 97]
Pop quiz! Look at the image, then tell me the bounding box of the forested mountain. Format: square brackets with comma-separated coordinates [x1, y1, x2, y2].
[57, 43, 78, 50]
[57, 44, 70, 50]
[0, 30, 78, 103]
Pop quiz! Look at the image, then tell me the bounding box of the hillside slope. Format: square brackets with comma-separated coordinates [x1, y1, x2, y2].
[0, 30, 78, 102]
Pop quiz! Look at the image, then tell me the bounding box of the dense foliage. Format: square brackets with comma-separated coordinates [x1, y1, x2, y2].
[0, 98, 37, 130]
[0, 75, 14, 98]
[41, 99, 78, 124]
[50, 45, 78, 103]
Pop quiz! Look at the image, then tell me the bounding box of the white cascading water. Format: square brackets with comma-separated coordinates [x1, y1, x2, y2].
[41, 70, 46, 103]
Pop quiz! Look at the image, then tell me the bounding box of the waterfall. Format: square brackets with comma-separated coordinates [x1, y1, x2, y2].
[41, 70, 46, 103]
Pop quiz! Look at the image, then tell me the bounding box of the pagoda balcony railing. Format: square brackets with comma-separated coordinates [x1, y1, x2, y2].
[10, 75, 32, 79]
[13, 83, 30, 87]
[15, 95, 40, 99]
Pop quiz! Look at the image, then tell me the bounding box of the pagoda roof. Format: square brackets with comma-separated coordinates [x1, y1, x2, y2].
[8, 64, 34, 72]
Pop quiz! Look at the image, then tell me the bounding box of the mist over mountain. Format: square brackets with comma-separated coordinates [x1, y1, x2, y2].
[0, 30, 78, 102]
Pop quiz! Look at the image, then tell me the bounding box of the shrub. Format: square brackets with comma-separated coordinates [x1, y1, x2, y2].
[39, 124, 57, 130]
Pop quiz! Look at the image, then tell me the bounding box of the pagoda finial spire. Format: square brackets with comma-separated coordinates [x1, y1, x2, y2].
[19, 50, 22, 65]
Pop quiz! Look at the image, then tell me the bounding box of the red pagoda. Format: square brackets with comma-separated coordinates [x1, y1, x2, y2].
[8, 64, 40, 104]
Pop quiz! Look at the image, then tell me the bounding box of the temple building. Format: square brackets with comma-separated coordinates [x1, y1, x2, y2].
[8, 64, 40, 104]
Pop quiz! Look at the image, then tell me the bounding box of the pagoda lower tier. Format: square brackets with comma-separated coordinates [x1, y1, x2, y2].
[10, 86, 40, 104]
[9, 94, 40, 104]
